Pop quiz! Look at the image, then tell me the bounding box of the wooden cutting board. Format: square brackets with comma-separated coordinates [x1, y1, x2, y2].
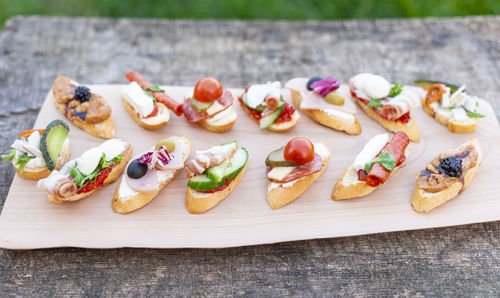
[0, 85, 499, 249]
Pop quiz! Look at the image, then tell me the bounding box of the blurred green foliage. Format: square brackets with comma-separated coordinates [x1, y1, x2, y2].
[1, 0, 499, 30]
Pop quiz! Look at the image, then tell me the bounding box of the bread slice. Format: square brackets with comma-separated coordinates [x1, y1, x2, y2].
[411, 138, 482, 212]
[289, 89, 361, 135]
[14, 143, 70, 180]
[186, 165, 247, 214]
[421, 99, 478, 133]
[54, 101, 115, 139]
[49, 145, 132, 204]
[112, 136, 191, 214]
[121, 97, 170, 130]
[331, 148, 409, 200]
[267, 155, 330, 210]
[198, 107, 237, 133]
[357, 100, 420, 142]
[238, 97, 300, 132]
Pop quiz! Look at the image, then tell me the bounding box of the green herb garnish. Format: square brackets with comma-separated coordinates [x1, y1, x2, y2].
[388, 83, 404, 97]
[465, 109, 485, 118]
[364, 152, 397, 173]
[1, 149, 15, 162]
[69, 153, 123, 187]
[142, 89, 157, 102]
[15, 154, 35, 173]
[366, 98, 383, 108]
[144, 85, 165, 93]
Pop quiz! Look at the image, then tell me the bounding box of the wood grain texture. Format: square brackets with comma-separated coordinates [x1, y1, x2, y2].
[0, 16, 499, 296]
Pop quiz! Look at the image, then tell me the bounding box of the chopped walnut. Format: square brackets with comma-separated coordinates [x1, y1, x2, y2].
[75, 101, 89, 113]
[67, 100, 79, 109]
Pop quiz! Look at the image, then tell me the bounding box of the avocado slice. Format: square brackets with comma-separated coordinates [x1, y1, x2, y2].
[40, 120, 69, 170]
[414, 79, 461, 93]
[265, 146, 301, 167]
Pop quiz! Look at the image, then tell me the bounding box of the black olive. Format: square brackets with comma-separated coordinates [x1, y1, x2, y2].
[439, 156, 462, 178]
[127, 159, 148, 179]
[306, 76, 323, 91]
[74, 86, 91, 102]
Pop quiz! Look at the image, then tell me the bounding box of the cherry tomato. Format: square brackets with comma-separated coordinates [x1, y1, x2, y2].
[193, 77, 223, 102]
[284, 137, 314, 164]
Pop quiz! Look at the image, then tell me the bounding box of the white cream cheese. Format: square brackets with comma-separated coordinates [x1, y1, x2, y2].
[313, 142, 330, 160]
[451, 107, 468, 122]
[350, 73, 391, 99]
[204, 106, 237, 125]
[353, 134, 389, 171]
[246, 81, 281, 109]
[118, 175, 138, 201]
[122, 81, 155, 117]
[322, 109, 355, 122]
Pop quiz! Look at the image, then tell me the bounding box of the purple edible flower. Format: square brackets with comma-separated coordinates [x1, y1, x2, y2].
[310, 76, 340, 96]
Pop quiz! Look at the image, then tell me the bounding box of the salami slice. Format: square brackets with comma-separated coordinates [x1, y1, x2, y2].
[365, 131, 409, 187]
[183, 90, 233, 123]
[125, 71, 183, 116]
[268, 153, 323, 183]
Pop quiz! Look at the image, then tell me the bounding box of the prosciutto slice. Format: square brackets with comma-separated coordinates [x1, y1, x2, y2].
[379, 88, 420, 120]
[183, 90, 233, 123]
[365, 131, 409, 187]
[299, 84, 356, 114]
[185, 145, 236, 178]
[268, 153, 323, 183]
[126, 167, 160, 193]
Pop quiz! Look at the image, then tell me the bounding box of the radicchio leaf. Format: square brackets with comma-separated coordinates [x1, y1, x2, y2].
[310, 76, 340, 96]
[137, 146, 173, 169]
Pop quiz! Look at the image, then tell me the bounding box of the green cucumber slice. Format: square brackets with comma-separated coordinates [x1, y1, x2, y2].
[414, 79, 461, 93]
[187, 174, 219, 192]
[205, 159, 229, 183]
[265, 146, 301, 167]
[259, 101, 284, 130]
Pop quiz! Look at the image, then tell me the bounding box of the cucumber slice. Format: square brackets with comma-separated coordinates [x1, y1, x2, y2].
[265, 146, 301, 167]
[259, 101, 284, 130]
[241, 92, 266, 112]
[187, 174, 220, 192]
[190, 97, 213, 112]
[205, 159, 229, 183]
[414, 79, 461, 93]
[222, 147, 248, 181]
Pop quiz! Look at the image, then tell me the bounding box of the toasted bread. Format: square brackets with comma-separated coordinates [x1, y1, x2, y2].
[289, 89, 361, 135]
[49, 145, 132, 204]
[186, 165, 247, 214]
[421, 98, 478, 133]
[411, 138, 482, 212]
[266, 154, 330, 210]
[198, 107, 237, 133]
[112, 136, 191, 214]
[121, 97, 170, 130]
[357, 100, 420, 142]
[238, 97, 300, 132]
[14, 143, 70, 180]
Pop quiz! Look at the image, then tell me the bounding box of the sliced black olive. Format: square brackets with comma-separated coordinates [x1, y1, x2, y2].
[306, 76, 322, 91]
[127, 159, 148, 179]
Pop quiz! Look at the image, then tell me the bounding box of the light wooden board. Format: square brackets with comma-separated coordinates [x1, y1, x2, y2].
[0, 84, 499, 249]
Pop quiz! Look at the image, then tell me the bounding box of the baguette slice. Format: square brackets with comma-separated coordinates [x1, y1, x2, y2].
[121, 97, 170, 130]
[112, 136, 191, 214]
[290, 89, 361, 135]
[411, 138, 482, 212]
[422, 98, 478, 133]
[357, 100, 420, 142]
[331, 147, 409, 200]
[238, 97, 300, 132]
[186, 165, 247, 214]
[48, 145, 132, 204]
[198, 106, 237, 133]
[14, 143, 70, 180]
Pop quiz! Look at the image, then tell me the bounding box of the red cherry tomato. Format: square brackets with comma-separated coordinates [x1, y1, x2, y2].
[284, 137, 314, 164]
[193, 77, 223, 102]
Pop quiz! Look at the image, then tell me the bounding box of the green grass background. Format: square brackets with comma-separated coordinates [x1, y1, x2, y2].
[1, 0, 499, 30]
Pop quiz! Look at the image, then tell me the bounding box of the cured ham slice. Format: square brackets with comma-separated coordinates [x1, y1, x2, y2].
[183, 90, 233, 123]
[267, 153, 323, 183]
[126, 167, 159, 193]
[379, 88, 420, 120]
[125, 71, 183, 116]
[365, 131, 409, 187]
[185, 144, 236, 178]
[299, 84, 356, 114]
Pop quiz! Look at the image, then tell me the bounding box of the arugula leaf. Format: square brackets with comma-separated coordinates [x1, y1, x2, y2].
[142, 89, 157, 102]
[15, 154, 35, 173]
[111, 155, 123, 163]
[364, 152, 397, 173]
[465, 109, 485, 118]
[388, 83, 404, 97]
[144, 85, 165, 93]
[366, 98, 383, 108]
[1, 149, 15, 162]
[69, 153, 124, 188]
[68, 165, 86, 187]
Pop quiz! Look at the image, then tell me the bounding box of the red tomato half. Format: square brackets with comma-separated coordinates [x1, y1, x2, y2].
[284, 137, 314, 164]
[193, 77, 223, 102]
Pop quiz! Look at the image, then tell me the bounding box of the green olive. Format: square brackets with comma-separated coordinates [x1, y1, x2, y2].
[155, 139, 175, 152]
[324, 92, 345, 105]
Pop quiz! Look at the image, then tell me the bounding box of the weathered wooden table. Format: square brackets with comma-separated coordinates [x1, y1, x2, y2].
[0, 16, 499, 296]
